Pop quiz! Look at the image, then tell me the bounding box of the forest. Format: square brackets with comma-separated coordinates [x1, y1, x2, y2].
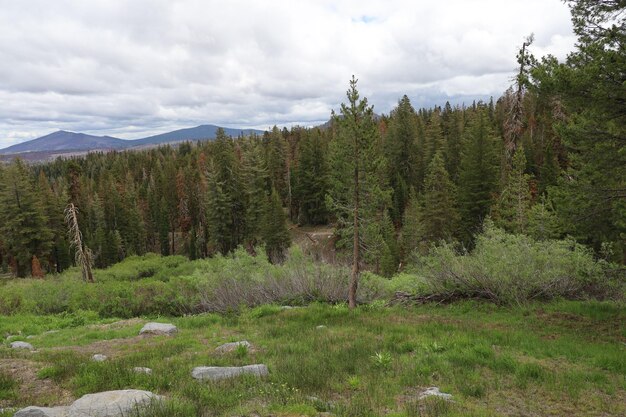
[0, 0, 624, 280]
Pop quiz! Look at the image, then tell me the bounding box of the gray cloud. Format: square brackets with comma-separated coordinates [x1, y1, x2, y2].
[0, 0, 576, 147]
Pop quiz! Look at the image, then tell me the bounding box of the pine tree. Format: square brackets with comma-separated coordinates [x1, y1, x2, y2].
[261, 188, 291, 263]
[294, 129, 329, 225]
[420, 152, 459, 244]
[457, 110, 499, 246]
[241, 141, 270, 249]
[386, 95, 419, 223]
[493, 146, 532, 233]
[400, 191, 422, 265]
[0, 159, 52, 277]
[527, 197, 562, 241]
[533, 0, 625, 260]
[327, 76, 389, 308]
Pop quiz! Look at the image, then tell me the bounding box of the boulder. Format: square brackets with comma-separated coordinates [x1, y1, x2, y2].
[133, 367, 152, 375]
[92, 354, 107, 362]
[192, 364, 268, 381]
[139, 322, 177, 336]
[14, 406, 69, 417]
[10, 341, 33, 350]
[418, 387, 453, 401]
[215, 340, 251, 354]
[67, 389, 160, 417]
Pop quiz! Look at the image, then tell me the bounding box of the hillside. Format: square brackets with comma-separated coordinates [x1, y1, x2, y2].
[0, 131, 130, 154]
[0, 125, 267, 157]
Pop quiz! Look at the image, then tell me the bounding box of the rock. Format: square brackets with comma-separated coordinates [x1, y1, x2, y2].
[215, 340, 251, 353]
[418, 387, 453, 401]
[192, 364, 268, 381]
[139, 322, 177, 336]
[14, 406, 69, 417]
[67, 389, 161, 417]
[10, 341, 33, 350]
[133, 367, 152, 375]
[92, 354, 107, 362]
[26, 335, 35, 339]
[316, 325, 327, 330]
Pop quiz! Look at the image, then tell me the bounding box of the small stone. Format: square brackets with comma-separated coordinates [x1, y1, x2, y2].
[418, 387, 453, 401]
[215, 340, 251, 353]
[10, 341, 33, 350]
[133, 367, 152, 374]
[92, 354, 107, 362]
[316, 325, 327, 330]
[139, 322, 178, 336]
[191, 364, 268, 381]
[26, 335, 35, 339]
[14, 406, 69, 417]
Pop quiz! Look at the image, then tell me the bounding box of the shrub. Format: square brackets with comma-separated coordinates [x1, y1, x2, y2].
[413, 222, 614, 305]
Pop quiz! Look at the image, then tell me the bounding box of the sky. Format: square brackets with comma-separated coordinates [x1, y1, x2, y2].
[0, 0, 577, 147]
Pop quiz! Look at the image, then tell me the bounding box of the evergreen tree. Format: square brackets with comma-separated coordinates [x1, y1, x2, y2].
[261, 188, 291, 263]
[0, 159, 52, 277]
[493, 146, 532, 234]
[533, 0, 625, 260]
[386, 95, 419, 223]
[294, 129, 329, 225]
[327, 76, 389, 308]
[241, 141, 270, 248]
[527, 197, 562, 241]
[420, 152, 459, 244]
[400, 191, 421, 265]
[457, 110, 500, 246]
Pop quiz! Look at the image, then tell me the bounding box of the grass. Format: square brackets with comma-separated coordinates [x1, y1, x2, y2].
[0, 300, 624, 416]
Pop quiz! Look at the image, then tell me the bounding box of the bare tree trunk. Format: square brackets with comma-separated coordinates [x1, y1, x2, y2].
[65, 203, 94, 283]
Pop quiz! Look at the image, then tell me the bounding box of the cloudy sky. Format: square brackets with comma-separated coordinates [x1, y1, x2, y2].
[0, 0, 576, 147]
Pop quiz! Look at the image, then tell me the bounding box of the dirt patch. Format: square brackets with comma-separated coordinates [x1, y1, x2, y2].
[86, 318, 145, 330]
[48, 334, 167, 358]
[0, 358, 73, 408]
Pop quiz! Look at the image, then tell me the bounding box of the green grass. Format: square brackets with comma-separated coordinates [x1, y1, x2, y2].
[0, 300, 624, 416]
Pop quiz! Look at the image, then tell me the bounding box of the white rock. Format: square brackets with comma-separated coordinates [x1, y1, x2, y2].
[418, 387, 453, 401]
[10, 341, 33, 350]
[215, 340, 251, 353]
[133, 367, 152, 375]
[191, 364, 268, 381]
[92, 354, 107, 362]
[67, 389, 161, 417]
[14, 406, 69, 417]
[316, 325, 327, 330]
[139, 322, 177, 336]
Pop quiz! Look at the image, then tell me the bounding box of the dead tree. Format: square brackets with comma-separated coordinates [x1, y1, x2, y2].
[64, 203, 94, 283]
[503, 34, 536, 169]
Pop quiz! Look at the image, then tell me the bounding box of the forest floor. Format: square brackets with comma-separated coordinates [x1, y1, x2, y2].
[1, 301, 625, 417]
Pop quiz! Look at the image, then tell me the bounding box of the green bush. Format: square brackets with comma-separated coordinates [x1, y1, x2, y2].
[0, 248, 350, 317]
[414, 222, 613, 305]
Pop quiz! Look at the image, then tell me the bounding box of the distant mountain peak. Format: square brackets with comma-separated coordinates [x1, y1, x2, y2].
[0, 124, 267, 156]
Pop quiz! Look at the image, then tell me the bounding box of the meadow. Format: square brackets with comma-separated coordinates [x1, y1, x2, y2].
[0, 243, 624, 416]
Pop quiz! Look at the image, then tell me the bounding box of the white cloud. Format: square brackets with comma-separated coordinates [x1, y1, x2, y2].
[0, 0, 576, 147]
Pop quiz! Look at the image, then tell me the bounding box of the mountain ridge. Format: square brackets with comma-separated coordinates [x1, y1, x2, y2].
[0, 124, 267, 155]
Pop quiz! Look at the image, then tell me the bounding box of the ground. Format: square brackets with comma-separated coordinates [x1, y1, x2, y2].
[0, 301, 624, 417]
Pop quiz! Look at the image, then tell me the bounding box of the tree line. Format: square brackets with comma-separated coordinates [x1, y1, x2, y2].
[0, 0, 623, 278]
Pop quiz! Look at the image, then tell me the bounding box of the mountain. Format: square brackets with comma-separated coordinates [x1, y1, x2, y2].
[0, 125, 267, 155]
[132, 124, 265, 146]
[0, 131, 130, 154]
